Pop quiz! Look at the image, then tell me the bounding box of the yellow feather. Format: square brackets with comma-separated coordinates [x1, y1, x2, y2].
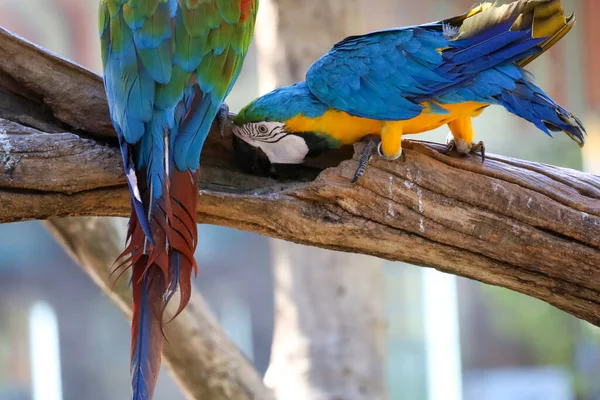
[465, 2, 495, 19]
[285, 110, 380, 145]
[455, 0, 569, 40]
[284, 102, 488, 143]
[531, 0, 567, 38]
[449, 0, 573, 68]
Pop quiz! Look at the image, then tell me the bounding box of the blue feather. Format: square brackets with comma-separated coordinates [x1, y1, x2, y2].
[131, 275, 152, 400]
[130, 270, 163, 400]
[172, 88, 217, 171]
[495, 79, 585, 143]
[173, 10, 205, 72]
[137, 41, 173, 84]
[118, 136, 153, 242]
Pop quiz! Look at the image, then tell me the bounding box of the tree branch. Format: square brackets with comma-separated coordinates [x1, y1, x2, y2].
[1, 26, 600, 331]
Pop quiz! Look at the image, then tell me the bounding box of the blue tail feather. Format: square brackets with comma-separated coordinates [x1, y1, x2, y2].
[118, 137, 153, 242]
[173, 90, 218, 171]
[496, 80, 586, 145]
[131, 266, 164, 400]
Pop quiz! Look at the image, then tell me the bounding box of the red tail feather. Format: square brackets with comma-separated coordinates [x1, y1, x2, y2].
[115, 170, 199, 400]
[130, 254, 164, 400]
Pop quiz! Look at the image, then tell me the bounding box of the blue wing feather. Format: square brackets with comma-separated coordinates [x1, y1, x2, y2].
[305, 12, 554, 121]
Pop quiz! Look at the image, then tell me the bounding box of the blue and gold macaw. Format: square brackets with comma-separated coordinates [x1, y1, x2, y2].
[231, 0, 585, 181]
[98, 1, 258, 399]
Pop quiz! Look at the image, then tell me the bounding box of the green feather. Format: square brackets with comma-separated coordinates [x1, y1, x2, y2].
[216, 0, 242, 24]
[155, 65, 191, 110]
[108, 8, 132, 55]
[181, 4, 219, 37]
[99, 3, 110, 65]
[138, 40, 172, 84]
[99, 2, 109, 37]
[234, 101, 266, 125]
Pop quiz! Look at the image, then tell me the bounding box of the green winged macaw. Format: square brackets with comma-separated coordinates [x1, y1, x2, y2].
[98, 1, 258, 399]
[231, 0, 585, 181]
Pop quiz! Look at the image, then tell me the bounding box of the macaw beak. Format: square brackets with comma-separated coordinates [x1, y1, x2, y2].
[232, 133, 275, 177]
[231, 131, 324, 181]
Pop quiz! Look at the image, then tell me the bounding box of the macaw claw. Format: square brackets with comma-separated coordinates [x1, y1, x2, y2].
[377, 142, 405, 162]
[216, 103, 230, 140]
[443, 138, 486, 163]
[471, 140, 486, 163]
[351, 138, 406, 183]
[351, 139, 377, 183]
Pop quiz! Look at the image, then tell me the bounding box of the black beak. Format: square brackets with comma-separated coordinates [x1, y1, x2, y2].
[232, 134, 275, 177]
[232, 134, 323, 181]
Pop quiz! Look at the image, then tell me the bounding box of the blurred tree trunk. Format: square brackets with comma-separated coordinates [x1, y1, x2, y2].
[264, 243, 388, 400]
[255, 1, 389, 399]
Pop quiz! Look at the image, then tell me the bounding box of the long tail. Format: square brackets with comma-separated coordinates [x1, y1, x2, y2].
[116, 163, 198, 400]
[496, 78, 586, 145]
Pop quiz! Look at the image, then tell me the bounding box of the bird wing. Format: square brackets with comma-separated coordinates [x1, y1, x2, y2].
[305, 0, 573, 121]
[173, 0, 258, 171]
[100, 0, 258, 178]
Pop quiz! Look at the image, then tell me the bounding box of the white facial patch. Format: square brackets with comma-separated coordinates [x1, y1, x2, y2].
[232, 122, 309, 164]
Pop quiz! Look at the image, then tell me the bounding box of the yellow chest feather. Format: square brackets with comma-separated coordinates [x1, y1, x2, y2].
[284, 101, 487, 144]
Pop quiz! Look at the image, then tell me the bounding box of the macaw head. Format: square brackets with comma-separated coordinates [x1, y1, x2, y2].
[232, 113, 310, 167]
[231, 82, 335, 177]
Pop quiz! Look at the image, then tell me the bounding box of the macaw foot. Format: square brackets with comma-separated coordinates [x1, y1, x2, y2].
[443, 133, 486, 162]
[216, 103, 230, 139]
[351, 138, 405, 183]
[470, 141, 486, 162]
[377, 142, 405, 162]
[351, 139, 377, 183]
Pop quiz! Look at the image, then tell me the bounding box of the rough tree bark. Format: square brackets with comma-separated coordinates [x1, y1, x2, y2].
[256, 2, 391, 399]
[1, 23, 600, 395]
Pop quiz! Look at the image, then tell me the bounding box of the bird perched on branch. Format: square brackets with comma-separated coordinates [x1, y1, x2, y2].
[98, 0, 257, 398]
[231, 0, 585, 182]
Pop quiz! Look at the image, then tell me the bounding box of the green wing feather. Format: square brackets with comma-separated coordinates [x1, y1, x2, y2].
[173, 0, 258, 170]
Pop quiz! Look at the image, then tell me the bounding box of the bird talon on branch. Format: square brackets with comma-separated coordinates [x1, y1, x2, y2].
[443, 138, 456, 154]
[351, 139, 378, 183]
[471, 140, 486, 163]
[376, 141, 405, 162]
[442, 137, 486, 163]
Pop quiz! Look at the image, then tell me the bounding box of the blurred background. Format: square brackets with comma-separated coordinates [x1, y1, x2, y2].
[0, 0, 599, 399]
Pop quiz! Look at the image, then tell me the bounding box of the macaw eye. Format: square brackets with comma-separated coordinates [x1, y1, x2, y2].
[257, 124, 269, 134]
